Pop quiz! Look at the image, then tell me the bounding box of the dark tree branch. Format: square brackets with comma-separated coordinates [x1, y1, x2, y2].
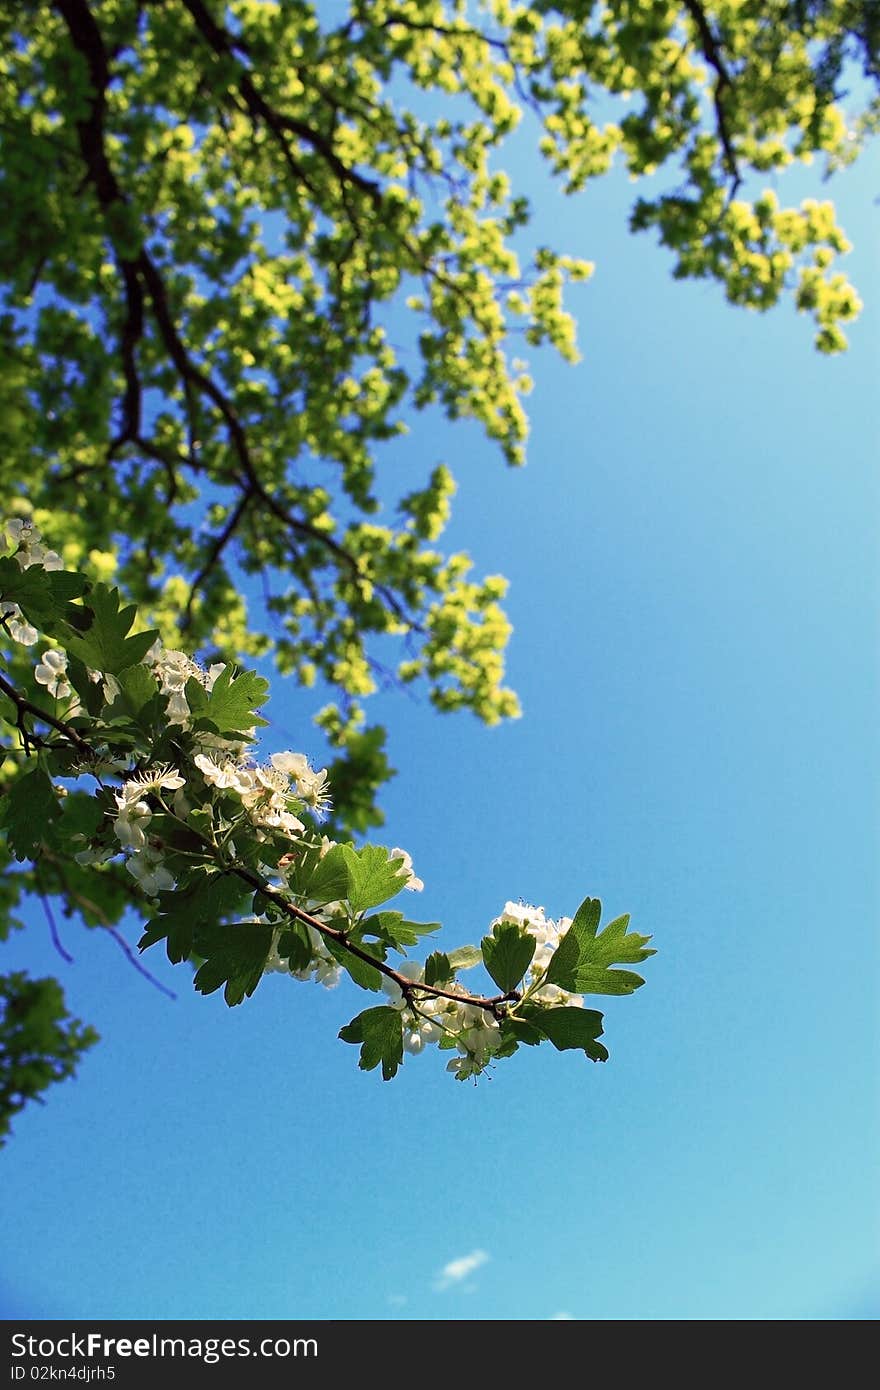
[0, 670, 94, 760]
[681, 0, 742, 191]
[53, 0, 419, 636]
[179, 0, 381, 206]
[181, 487, 254, 629]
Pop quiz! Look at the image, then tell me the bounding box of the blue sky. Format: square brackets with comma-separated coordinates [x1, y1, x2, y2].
[2, 96, 878, 1321]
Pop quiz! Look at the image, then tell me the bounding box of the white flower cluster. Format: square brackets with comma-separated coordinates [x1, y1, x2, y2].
[145, 643, 225, 725]
[1, 517, 63, 572]
[264, 923, 342, 990]
[492, 901, 585, 1009]
[107, 766, 187, 894]
[1, 517, 62, 647]
[383, 963, 503, 1079]
[192, 747, 331, 826]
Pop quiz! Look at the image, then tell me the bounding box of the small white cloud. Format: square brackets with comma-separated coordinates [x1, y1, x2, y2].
[387, 1294, 407, 1308]
[434, 1249, 489, 1291]
[549, 1312, 574, 1320]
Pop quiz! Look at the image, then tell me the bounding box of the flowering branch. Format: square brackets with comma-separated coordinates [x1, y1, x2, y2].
[0, 522, 653, 1081]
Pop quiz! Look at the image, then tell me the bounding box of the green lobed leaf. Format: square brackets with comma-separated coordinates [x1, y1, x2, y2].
[521, 1003, 609, 1061]
[0, 769, 61, 860]
[545, 897, 654, 996]
[361, 910, 440, 948]
[304, 843, 352, 904]
[325, 936, 386, 991]
[0, 557, 90, 637]
[55, 792, 106, 848]
[192, 921, 274, 1006]
[139, 872, 250, 964]
[189, 664, 269, 733]
[424, 950, 452, 986]
[104, 664, 164, 734]
[500, 1014, 544, 1047]
[338, 1005, 404, 1080]
[65, 656, 105, 716]
[275, 921, 313, 972]
[480, 921, 536, 993]
[340, 844, 407, 913]
[63, 584, 159, 675]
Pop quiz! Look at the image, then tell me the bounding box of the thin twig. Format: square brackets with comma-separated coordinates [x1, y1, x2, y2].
[105, 924, 177, 999]
[40, 891, 74, 963]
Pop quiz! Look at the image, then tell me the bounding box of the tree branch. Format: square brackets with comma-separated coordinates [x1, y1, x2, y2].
[0, 671, 94, 760]
[39, 889, 74, 964]
[181, 487, 254, 630]
[1, 672, 513, 1017]
[53, 0, 416, 636]
[681, 0, 742, 191]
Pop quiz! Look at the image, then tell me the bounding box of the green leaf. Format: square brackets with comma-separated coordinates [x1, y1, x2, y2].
[424, 950, 451, 986]
[480, 921, 535, 993]
[325, 937, 385, 991]
[55, 792, 106, 847]
[305, 843, 352, 904]
[0, 557, 89, 636]
[105, 664, 164, 733]
[545, 897, 654, 996]
[338, 1006, 404, 1080]
[446, 944, 482, 971]
[189, 664, 269, 733]
[65, 656, 105, 715]
[340, 844, 407, 913]
[0, 769, 61, 859]
[63, 584, 158, 675]
[192, 921, 273, 1006]
[521, 1004, 609, 1061]
[139, 872, 249, 963]
[361, 910, 440, 948]
[275, 921, 313, 971]
[500, 1014, 544, 1046]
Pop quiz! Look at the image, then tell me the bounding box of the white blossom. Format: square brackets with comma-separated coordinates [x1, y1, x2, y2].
[264, 925, 341, 989]
[1, 602, 38, 645]
[113, 795, 152, 851]
[270, 751, 311, 780]
[120, 765, 186, 802]
[34, 648, 71, 699]
[2, 518, 63, 572]
[125, 849, 174, 896]
[390, 847, 424, 892]
[270, 751, 331, 814]
[194, 753, 256, 796]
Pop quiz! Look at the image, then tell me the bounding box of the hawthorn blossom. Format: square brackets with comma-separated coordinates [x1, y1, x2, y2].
[194, 753, 256, 796]
[1, 602, 38, 645]
[264, 925, 341, 989]
[123, 764, 186, 798]
[270, 751, 331, 814]
[390, 847, 424, 892]
[34, 648, 71, 699]
[491, 902, 585, 1009]
[113, 794, 152, 851]
[2, 518, 62, 570]
[125, 849, 174, 897]
[253, 803, 305, 837]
